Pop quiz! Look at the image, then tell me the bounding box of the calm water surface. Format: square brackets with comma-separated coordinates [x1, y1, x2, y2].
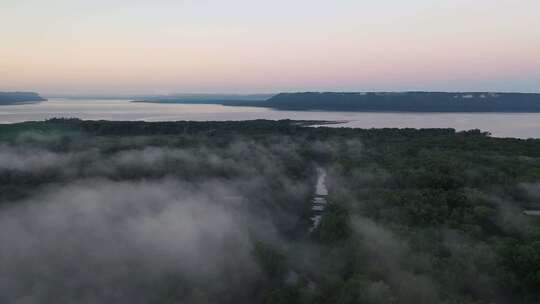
[1, 98, 540, 138]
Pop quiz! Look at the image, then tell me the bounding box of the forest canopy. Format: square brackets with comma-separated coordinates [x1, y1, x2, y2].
[1, 118, 540, 304]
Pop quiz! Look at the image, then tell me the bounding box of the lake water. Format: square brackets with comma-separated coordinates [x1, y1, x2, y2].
[1, 98, 540, 138]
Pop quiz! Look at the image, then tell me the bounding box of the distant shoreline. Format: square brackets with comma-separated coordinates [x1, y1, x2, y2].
[0, 100, 44, 106]
[0, 92, 46, 105]
[131, 100, 540, 114]
[130, 91, 540, 113]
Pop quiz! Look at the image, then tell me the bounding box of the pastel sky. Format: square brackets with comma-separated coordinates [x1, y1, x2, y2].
[1, 0, 539, 94]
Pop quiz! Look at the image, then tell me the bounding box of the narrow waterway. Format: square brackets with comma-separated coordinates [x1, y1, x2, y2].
[524, 210, 540, 216]
[309, 167, 328, 233]
[286, 167, 330, 286]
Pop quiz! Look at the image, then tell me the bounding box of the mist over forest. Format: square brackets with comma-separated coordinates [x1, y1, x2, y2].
[1, 119, 540, 304]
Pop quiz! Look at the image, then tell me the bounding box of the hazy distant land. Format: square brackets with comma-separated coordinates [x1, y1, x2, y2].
[8, 91, 540, 112]
[0, 92, 46, 105]
[134, 92, 540, 112]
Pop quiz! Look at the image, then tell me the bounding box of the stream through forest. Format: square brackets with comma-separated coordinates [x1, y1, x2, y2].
[309, 167, 328, 233]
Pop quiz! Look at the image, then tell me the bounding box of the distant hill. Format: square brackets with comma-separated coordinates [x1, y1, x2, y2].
[132, 93, 273, 105]
[265, 92, 540, 112]
[134, 92, 540, 112]
[0, 92, 46, 105]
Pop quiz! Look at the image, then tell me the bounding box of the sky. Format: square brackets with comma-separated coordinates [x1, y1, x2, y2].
[1, 0, 539, 94]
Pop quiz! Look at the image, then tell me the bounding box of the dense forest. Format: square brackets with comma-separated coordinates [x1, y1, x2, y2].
[0, 92, 46, 105]
[1, 118, 540, 303]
